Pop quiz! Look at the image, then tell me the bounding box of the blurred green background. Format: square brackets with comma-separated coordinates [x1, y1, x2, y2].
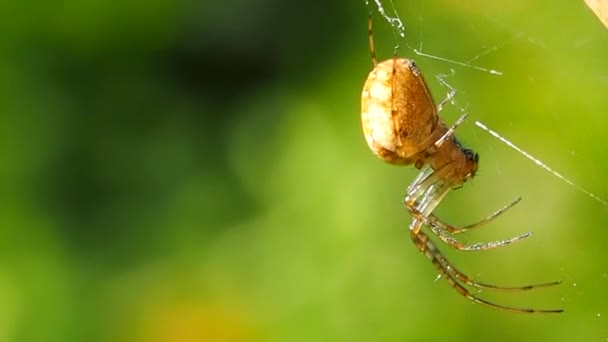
[1, 0, 608, 341]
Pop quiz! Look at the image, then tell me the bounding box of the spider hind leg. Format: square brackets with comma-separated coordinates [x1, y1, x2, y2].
[410, 226, 563, 313]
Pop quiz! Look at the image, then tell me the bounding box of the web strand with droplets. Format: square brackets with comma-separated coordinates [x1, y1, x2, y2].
[364, 0, 503, 76]
[475, 121, 608, 207]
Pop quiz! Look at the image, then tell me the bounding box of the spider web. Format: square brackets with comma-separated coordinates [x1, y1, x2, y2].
[364, 0, 608, 335]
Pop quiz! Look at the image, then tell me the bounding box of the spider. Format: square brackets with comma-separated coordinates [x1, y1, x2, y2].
[360, 15, 562, 313]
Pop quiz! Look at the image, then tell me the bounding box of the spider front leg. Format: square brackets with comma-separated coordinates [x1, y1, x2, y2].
[427, 219, 531, 251]
[434, 113, 468, 149]
[429, 197, 523, 234]
[408, 206, 531, 252]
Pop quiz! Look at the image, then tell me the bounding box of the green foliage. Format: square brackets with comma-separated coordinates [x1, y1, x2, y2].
[1, 0, 607, 341]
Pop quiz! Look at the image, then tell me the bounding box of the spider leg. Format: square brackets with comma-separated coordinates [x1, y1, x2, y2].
[410, 226, 563, 313]
[428, 219, 531, 251]
[409, 205, 531, 251]
[367, 14, 378, 66]
[434, 113, 468, 149]
[429, 197, 522, 234]
[405, 165, 453, 218]
[406, 166, 435, 196]
[434, 246, 562, 291]
[436, 88, 457, 113]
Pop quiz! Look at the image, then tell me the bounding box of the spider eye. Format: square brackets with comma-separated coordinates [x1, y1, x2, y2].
[462, 148, 477, 162]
